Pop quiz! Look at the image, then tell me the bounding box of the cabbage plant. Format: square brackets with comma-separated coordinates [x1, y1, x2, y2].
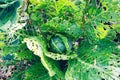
[0, 0, 120, 80]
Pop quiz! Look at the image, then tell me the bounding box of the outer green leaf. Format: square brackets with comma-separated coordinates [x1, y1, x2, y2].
[23, 37, 64, 79]
[65, 40, 120, 80]
[2, 43, 36, 60]
[24, 62, 55, 80]
[0, 0, 22, 31]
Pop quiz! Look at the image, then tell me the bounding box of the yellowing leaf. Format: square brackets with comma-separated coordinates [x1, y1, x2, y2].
[0, 32, 5, 40]
[0, 41, 4, 47]
[96, 24, 109, 39]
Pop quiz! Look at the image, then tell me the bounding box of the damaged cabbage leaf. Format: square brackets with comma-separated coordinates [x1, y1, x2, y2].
[24, 35, 77, 60]
[65, 39, 120, 80]
[23, 37, 64, 79]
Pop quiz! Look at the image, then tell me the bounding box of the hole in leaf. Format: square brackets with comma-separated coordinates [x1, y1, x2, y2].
[113, 52, 118, 55]
[118, 75, 120, 77]
[111, 16, 112, 19]
[104, 22, 111, 25]
[110, 57, 113, 59]
[86, 70, 89, 73]
[100, 3, 102, 7]
[96, 0, 100, 5]
[98, 72, 100, 74]
[103, 7, 106, 11]
[94, 25, 96, 29]
[104, 67, 107, 69]
[117, 61, 120, 63]
[114, 39, 119, 42]
[14, 67, 17, 70]
[55, 57, 57, 60]
[1, 67, 3, 69]
[18, 50, 21, 52]
[8, 76, 11, 78]
[109, 26, 113, 29]
[110, 64, 113, 66]
[11, 71, 13, 74]
[103, 27, 106, 30]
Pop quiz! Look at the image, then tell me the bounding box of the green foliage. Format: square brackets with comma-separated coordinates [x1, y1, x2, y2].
[0, 32, 5, 48]
[65, 39, 120, 80]
[28, 0, 85, 40]
[0, 0, 22, 31]
[41, 17, 82, 40]
[24, 62, 55, 80]
[2, 43, 36, 60]
[23, 37, 64, 79]
[0, 0, 120, 80]
[82, 0, 120, 43]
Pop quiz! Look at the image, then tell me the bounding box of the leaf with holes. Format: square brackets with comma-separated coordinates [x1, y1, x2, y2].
[65, 39, 120, 80]
[23, 37, 64, 79]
